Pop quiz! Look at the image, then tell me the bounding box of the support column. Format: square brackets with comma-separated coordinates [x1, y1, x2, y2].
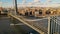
[48, 17, 51, 34]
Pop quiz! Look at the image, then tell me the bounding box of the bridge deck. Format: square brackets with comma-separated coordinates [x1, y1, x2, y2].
[9, 14, 48, 34]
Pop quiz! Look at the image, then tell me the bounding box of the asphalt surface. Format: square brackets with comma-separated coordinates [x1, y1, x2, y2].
[0, 15, 10, 34]
[0, 15, 39, 34]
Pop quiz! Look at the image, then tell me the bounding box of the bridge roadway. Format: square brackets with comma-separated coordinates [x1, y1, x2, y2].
[9, 14, 48, 34]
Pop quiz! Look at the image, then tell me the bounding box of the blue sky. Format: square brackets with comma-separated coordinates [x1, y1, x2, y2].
[0, 0, 60, 8]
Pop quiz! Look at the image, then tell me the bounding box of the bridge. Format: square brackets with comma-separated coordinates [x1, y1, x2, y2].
[0, 0, 60, 34]
[8, 12, 60, 34]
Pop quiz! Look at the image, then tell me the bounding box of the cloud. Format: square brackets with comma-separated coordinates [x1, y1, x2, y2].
[1, 0, 60, 8]
[33, 0, 40, 2]
[0, 2, 2, 4]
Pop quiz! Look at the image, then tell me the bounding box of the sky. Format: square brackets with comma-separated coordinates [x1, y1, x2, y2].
[0, 0, 60, 8]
